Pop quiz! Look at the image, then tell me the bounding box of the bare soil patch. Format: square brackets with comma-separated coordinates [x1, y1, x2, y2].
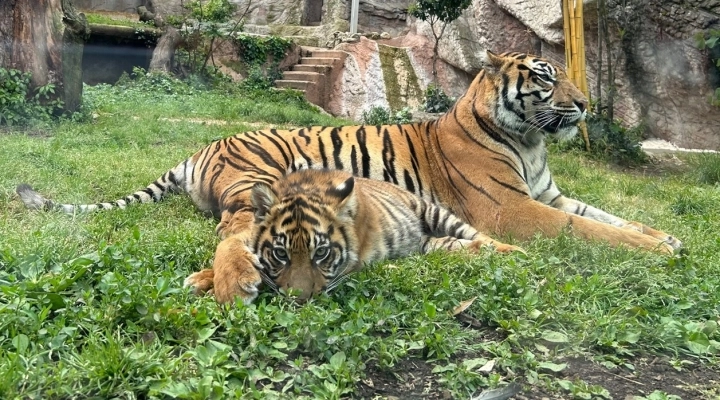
[355, 355, 719, 399]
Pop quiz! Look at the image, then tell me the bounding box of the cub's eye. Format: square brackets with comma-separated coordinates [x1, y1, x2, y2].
[314, 246, 329, 260]
[273, 247, 288, 261]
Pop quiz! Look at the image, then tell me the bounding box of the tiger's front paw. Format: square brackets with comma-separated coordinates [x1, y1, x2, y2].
[210, 236, 263, 304]
[184, 268, 215, 295]
[213, 268, 262, 305]
[624, 221, 682, 251]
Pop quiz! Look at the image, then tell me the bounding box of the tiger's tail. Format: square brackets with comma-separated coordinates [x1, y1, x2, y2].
[16, 159, 192, 214]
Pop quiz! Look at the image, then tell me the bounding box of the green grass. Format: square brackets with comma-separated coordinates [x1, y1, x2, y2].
[85, 12, 154, 30]
[1, 80, 719, 399]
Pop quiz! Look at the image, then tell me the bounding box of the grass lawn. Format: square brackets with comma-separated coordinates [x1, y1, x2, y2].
[1, 77, 719, 399]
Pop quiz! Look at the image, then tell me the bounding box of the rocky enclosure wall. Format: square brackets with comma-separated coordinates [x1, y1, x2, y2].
[74, 0, 720, 149]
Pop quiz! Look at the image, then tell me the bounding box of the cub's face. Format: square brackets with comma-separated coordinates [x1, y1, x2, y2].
[249, 173, 359, 300]
[483, 51, 588, 143]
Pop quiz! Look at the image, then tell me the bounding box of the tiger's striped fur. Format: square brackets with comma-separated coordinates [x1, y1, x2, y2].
[17, 51, 681, 304]
[247, 169, 522, 299]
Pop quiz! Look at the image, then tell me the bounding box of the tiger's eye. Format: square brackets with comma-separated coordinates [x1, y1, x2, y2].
[273, 248, 288, 261]
[314, 246, 329, 259]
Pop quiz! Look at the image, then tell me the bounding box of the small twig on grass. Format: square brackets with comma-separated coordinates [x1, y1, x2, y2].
[599, 367, 645, 386]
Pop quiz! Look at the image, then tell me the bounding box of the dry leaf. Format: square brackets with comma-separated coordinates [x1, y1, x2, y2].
[452, 296, 477, 316]
[478, 358, 496, 373]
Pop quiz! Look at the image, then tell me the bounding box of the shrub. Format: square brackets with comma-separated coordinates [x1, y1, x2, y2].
[240, 63, 283, 90]
[361, 106, 413, 125]
[117, 67, 198, 96]
[580, 113, 648, 165]
[423, 84, 454, 113]
[186, 0, 235, 23]
[0, 68, 63, 126]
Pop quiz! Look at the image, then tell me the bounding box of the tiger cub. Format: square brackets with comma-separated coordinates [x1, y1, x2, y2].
[247, 169, 523, 299]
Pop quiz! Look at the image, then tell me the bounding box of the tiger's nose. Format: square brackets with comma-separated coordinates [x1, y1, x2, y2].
[574, 99, 588, 113]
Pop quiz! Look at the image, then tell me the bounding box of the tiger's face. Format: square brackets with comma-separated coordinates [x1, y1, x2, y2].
[248, 172, 360, 300]
[483, 51, 588, 144]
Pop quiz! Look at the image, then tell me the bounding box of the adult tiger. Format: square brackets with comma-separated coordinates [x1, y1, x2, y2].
[247, 169, 523, 300]
[17, 51, 681, 304]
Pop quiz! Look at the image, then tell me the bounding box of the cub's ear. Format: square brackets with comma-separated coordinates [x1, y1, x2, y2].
[251, 182, 278, 221]
[482, 49, 505, 75]
[327, 176, 357, 218]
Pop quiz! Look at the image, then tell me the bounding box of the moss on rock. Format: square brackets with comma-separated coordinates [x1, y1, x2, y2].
[378, 44, 422, 112]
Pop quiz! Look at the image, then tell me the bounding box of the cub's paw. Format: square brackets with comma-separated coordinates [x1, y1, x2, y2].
[493, 243, 527, 255]
[467, 240, 526, 255]
[212, 268, 262, 305]
[184, 269, 215, 296]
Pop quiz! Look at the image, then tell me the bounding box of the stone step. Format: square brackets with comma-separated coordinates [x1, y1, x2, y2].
[309, 50, 345, 59]
[292, 64, 333, 74]
[282, 71, 323, 83]
[275, 80, 314, 91]
[299, 57, 338, 66]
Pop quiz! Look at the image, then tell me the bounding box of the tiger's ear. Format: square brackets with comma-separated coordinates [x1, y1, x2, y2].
[482, 50, 505, 75]
[251, 182, 279, 221]
[327, 177, 357, 218]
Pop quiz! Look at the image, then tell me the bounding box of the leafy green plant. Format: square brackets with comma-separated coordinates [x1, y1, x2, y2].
[233, 34, 292, 66]
[0, 68, 63, 126]
[361, 106, 413, 125]
[186, 0, 235, 23]
[423, 84, 454, 113]
[576, 112, 647, 165]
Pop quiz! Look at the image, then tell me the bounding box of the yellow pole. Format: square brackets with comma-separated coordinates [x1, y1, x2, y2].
[569, 2, 579, 85]
[563, 0, 590, 151]
[576, 0, 588, 95]
[562, 0, 572, 77]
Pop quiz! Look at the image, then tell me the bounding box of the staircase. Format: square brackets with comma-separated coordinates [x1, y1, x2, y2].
[275, 47, 346, 110]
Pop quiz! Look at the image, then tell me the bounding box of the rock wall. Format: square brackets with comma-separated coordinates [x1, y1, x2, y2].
[418, 0, 720, 149]
[622, 0, 720, 149]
